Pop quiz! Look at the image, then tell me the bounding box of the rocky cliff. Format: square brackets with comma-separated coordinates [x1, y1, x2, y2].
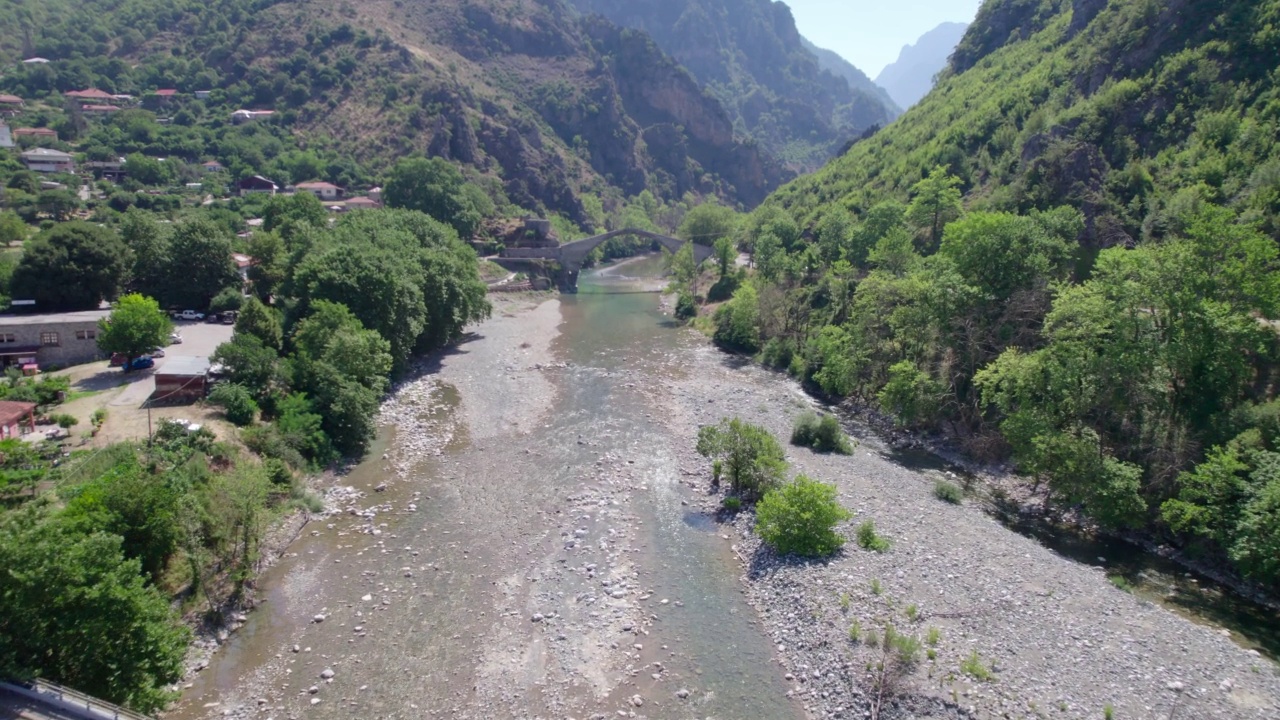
[566, 0, 900, 170]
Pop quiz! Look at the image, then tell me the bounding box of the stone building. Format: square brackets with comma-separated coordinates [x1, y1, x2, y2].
[0, 309, 111, 370]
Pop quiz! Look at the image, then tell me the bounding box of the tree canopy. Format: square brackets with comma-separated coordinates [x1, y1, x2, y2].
[96, 294, 172, 364]
[10, 222, 128, 311]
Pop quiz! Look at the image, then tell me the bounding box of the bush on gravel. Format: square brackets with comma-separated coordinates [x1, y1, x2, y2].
[755, 475, 850, 556]
[790, 411, 854, 454]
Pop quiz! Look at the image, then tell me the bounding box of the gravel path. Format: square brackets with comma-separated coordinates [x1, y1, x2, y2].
[658, 340, 1280, 720]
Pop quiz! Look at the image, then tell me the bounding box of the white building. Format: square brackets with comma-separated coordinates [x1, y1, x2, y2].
[20, 148, 75, 173]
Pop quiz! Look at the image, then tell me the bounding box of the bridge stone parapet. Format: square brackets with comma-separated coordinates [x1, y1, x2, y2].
[500, 228, 713, 292]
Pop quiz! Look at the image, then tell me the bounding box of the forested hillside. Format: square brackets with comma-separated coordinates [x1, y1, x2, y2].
[708, 0, 1280, 592]
[567, 0, 901, 169]
[0, 0, 796, 224]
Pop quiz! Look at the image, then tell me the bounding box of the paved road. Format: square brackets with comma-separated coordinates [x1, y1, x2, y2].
[108, 321, 233, 409]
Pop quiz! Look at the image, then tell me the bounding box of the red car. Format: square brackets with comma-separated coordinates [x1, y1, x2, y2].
[109, 352, 127, 367]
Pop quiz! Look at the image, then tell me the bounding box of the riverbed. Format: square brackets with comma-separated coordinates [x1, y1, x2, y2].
[168, 256, 1280, 720]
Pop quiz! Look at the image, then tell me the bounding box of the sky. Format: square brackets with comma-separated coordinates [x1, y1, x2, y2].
[784, 0, 984, 78]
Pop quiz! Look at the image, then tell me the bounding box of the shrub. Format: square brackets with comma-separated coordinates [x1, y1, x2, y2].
[848, 620, 861, 642]
[722, 496, 742, 512]
[91, 408, 108, 428]
[241, 424, 307, 471]
[208, 383, 258, 427]
[674, 291, 697, 321]
[790, 411, 853, 454]
[208, 287, 244, 313]
[856, 520, 890, 552]
[53, 413, 79, 429]
[696, 417, 787, 500]
[933, 479, 963, 504]
[755, 475, 851, 556]
[263, 458, 293, 486]
[960, 650, 995, 681]
[926, 627, 941, 646]
[760, 337, 795, 370]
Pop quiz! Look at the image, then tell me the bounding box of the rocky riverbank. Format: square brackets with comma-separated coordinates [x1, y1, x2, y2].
[657, 339, 1280, 720]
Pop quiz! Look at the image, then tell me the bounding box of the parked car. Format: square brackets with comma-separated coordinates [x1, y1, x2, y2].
[205, 312, 222, 323]
[150, 348, 165, 358]
[123, 356, 155, 372]
[221, 310, 237, 325]
[109, 352, 127, 366]
[169, 332, 183, 344]
[173, 310, 204, 321]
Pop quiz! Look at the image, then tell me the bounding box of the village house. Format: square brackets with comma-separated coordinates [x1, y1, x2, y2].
[65, 88, 115, 103]
[0, 94, 23, 116]
[84, 159, 126, 182]
[201, 160, 225, 173]
[343, 196, 382, 211]
[194, 90, 212, 100]
[232, 253, 254, 282]
[237, 175, 278, 196]
[0, 400, 36, 438]
[367, 186, 383, 202]
[22, 57, 49, 64]
[0, 309, 112, 370]
[20, 148, 75, 173]
[231, 109, 275, 123]
[13, 127, 57, 140]
[295, 181, 343, 201]
[142, 88, 179, 110]
[80, 104, 120, 117]
[0, 125, 11, 149]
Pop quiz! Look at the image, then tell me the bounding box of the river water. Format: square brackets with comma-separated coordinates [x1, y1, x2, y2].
[169, 254, 800, 719]
[169, 254, 1276, 720]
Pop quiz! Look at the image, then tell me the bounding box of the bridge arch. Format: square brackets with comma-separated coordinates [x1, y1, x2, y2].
[555, 228, 715, 292]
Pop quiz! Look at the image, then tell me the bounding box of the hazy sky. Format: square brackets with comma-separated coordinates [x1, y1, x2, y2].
[785, 0, 984, 77]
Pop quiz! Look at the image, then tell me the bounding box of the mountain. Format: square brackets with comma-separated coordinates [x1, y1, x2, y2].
[800, 37, 900, 118]
[0, 0, 797, 225]
[874, 21, 968, 109]
[771, 0, 1280, 244]
[565, 0, 901, 170]
[739, 0, 1280, 592]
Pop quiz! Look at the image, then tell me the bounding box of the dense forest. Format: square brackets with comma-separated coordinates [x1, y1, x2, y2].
[696, 0, 1280, 593]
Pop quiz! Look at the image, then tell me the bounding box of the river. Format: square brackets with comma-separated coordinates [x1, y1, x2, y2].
[168, 255, 1279, 720]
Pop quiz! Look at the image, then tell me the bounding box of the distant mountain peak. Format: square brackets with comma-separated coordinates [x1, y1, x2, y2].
[875, 21, 969, 109]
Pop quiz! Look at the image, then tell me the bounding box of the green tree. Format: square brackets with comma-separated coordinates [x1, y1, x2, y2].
[906, 166, 963, 251]
[10, 222, 128, 311]
[165, 218, 240, 310]
[36, 190, 80, 222]
[262, 192, 328, 234]
[120, 208, 170, 299]
[383, 157, 486, 238]
[695, 417, 787, 499]
[755, 475, 850, 556]
[234, 297, 283, 350]
[96, 294, 172, 366]
[814, 208, 853, 265]
[666, 242, 698, 292]
[123, 153, 172, 186]
[849, 201, 907, 267]
[713, 282, 761, 352]
[0, 211, 27, 247]
[678, 201, 739, 248]
[0, 512, 189, 713]
[246, 231, 285, 300]
[210, 334, 279, 396]
[208, 287, 244, 314]
[713, 236, 736, 278]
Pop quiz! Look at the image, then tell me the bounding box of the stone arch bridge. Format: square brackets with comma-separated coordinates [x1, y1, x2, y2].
[500, 228, 714, 292]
